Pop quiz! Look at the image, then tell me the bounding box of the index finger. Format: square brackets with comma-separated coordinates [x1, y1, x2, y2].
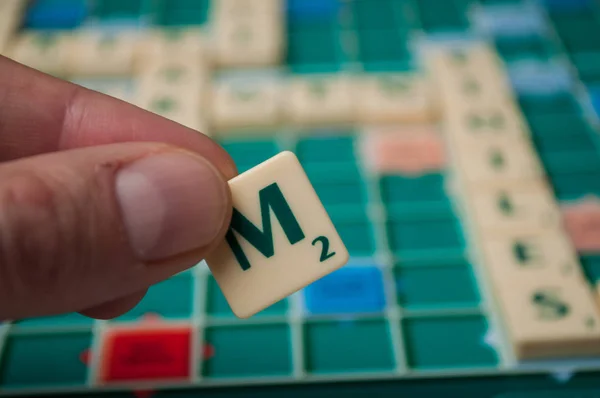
[0, 55, 237, 179]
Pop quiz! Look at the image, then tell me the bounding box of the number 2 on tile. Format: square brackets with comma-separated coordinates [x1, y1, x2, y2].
[312, 236, 336, 262]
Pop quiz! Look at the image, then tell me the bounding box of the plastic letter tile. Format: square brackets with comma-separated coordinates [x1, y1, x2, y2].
[6, 31, 71, 75]
[363, 127, 445, 175]
[137, 28, 204, 61]
[466, 179, 561, 234]
[561, 196, 600, 254]
[68, 32, 136, 76]
[402, 315, 498, 369]
[356, 74, 436, 124]
[136, 84, 204, 132]
[210, 78, 282, 131]
[206, 275, 288, 317]
[304, 319, 395, 373]
[494, 274, 600, 360]
[99, 326, 192, 383]
[304, 266, 386, 315]
[285, 75, 356, 126]
[478, 228, 586, 285]
[452, 136, 544, 184]
[213, 17, 283, 68]
[205, 151, 349, 318]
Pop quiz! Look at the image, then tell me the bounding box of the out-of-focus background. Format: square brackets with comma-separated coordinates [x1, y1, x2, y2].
[2, 0, 600, 397]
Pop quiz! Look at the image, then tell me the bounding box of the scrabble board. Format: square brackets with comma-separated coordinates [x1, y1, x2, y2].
[3, 0, 600, 396]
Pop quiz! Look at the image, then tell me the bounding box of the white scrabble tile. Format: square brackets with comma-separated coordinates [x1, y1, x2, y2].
[356, 73, 437, 124]
[205, 151, 349, 318]
[0, 0, 26, 54]
[450, 135, 544, 184]
[136, 28, 205, 64]
[68, 32, 137, 76]
[494, 273, 600, 360]
[137, 58, 208, 92]
[136, 85, 203, 132]
[478, 228, 586, 285]
[285, 75, 356, 126]
[467, 179, 561, 234]
[210, 78, 282, 131]
[6, 31, 72, 75]
[213, 17, 284, 68]
[211, 0, 283, 20]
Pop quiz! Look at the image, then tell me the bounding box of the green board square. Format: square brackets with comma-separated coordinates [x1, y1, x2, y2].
[417, 0, 468, 32]
[518, 93, 579, 116]
[14, 313, 93, 328]
[295, 134, 355, 163]
[402, 315, 498, 370]
[287, 28, 344, 68]
[494, 36, 553, 61]
[581, 255, 600, 282]
[92, 0, 143, 19]
[394, 263, 480, 309]
[220, 138, 278, 172]
[357, 29, 410, 64]
[549, 170, 600, 201]
[203, 324, 292, 377]
[572, 52, 600, 84]
[206, 276, 288, 317]
[351, 0, 398, 29]
[313, 180, 368, 206]
[154, 0, 210, 26]
[0, 332, 91, 388]
[114, 273, 193, 321]
[334, 218, 376, 256]
[304, 319, 395, 374]
[386, 216, 464, 256]
[380, 174, 447, 204]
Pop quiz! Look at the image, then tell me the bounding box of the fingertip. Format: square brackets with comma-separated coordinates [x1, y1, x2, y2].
[79, 289, 148, 320]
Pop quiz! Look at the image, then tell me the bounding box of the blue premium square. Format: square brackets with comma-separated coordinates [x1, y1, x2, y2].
[304, 266, 386, 314]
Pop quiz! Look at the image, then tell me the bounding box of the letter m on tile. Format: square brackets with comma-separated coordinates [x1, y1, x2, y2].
[225, 183, 305, 271]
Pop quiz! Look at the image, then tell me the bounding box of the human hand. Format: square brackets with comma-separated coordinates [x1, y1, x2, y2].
[0, 56, 236, 321]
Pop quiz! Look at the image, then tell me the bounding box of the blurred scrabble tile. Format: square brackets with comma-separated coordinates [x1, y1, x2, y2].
[451, 136, 544, 184]
[467, 179, 561, 233]
[363, 127, 445, 174]
[285, 75, 356, 126]
[494, 273, 600, 360]
[137, 28, 205, 63]
[210, 78, 282, 131]
[136, 86, 203, 132]
[213, 17, 284, 67]
[356, 74, 436, 124]
[427, 44, 505, 80]
[211, 0, 283, 20]
[445, 102, 528, 142]
[6, 31, 71, 75]
[478, 228, 585, 284]
[205, 151, 349, 318]
[137, 58, 208, 92]
[0, 0, 27, 54]
[437, 71, 513, 110]
[68, 32, 137, 76]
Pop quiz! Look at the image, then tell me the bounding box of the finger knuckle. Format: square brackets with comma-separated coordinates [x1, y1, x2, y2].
[0, 172, 83, 299]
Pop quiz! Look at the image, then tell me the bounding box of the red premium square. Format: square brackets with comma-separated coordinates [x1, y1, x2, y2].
[100, 326, 192, 383]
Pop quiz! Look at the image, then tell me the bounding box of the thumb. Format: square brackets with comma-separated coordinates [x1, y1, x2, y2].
[0, 142, 232, 320]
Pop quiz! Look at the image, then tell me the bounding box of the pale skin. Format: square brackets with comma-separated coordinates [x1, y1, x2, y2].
[0, 55, 237, 321]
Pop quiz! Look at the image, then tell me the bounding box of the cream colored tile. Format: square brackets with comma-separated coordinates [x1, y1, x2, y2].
[478, 228, 586, 285]
[210, 78, 282, 131]
[137, 58, 208, 92]
[494, 274, 600, 360]
[450, 135, 544, 184]
[285, 75, 356, 126]
[205, 151, 349, 318]
[356, 73, 436, 124]
[0, 0, 26, 54]
[445, 101, 528, 143]
[7, 31, 71, 75]
[467, 179, 561, 234]
[211, 0, 283, 20]
[136, 85, 203, 132]
[68, 32, 137, 76]
[136, 28, 204, 63]
[213, 17, 284, 67]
